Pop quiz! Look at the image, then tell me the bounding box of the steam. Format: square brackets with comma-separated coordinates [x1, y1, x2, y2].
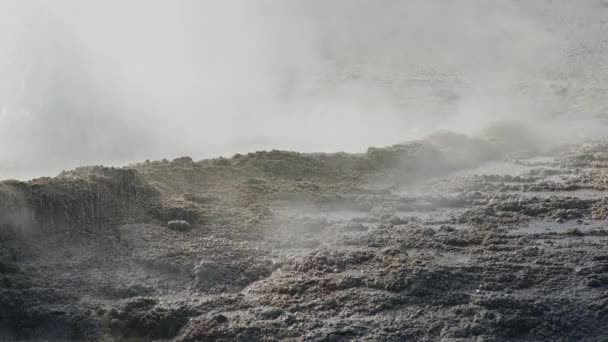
[0, 0, 606, 179]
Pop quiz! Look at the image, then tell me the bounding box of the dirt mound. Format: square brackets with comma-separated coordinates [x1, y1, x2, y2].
[0, 167, 159, 235]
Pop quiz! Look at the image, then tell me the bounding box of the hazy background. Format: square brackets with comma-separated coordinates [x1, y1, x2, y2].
[0, 0, 607, 179]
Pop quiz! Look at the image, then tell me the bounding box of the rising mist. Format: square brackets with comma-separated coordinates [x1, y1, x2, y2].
[0, 0, 606, 179]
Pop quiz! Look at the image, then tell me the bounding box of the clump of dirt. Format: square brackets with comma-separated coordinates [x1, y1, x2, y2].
[591, 198, 608, 220]
[106, 297, 199, 340]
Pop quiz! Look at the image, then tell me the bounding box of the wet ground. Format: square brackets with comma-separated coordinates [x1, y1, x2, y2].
[1, 141, 608, 341]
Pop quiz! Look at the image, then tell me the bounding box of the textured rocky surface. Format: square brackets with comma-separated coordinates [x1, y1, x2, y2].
[1, 135, 608, 341]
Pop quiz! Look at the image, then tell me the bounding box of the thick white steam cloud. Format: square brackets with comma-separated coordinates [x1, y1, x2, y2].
[0, 0, 607, 179]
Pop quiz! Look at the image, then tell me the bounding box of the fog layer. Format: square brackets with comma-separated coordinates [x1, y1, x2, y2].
[1, 0, 607, 179]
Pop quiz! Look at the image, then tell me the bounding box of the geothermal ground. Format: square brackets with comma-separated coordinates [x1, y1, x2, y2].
[2, 130, 608, 341]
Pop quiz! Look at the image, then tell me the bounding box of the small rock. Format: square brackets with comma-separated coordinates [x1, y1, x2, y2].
[213, 314, 228, 323]
[439, 225, 457, 232]
[109, 318, 122, 328]
[283, 314, 296, 325]
[259, 307, 283, 320]
[566, 228, 584, 236]
[422, 228, 436, 236]
[587, 278, 604, 288]
[167, 220, 192, 231]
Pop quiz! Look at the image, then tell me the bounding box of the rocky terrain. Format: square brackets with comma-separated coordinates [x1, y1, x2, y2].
[2, 127, 608, 341]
